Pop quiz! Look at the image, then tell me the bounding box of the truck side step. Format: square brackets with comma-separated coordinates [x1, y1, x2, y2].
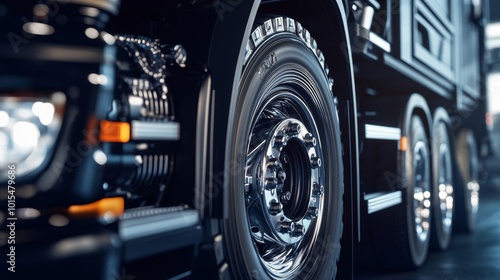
[120, 207, 202, 262]
[365, 191, 402, 214]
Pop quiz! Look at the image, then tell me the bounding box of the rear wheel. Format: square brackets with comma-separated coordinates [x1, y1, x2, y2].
[381, 114, 431, 269]
[454, 129, 480, 232]
[403, 115, 432, 267]
[224, 17, 343, 279]
[430, 118, 454, 250]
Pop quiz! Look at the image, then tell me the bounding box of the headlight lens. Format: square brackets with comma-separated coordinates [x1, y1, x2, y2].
[0, 91, 66, 181]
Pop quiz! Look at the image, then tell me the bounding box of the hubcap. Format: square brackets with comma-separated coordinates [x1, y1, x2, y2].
[413, 141, 431, 243]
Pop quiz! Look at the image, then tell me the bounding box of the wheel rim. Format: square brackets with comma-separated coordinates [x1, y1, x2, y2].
[413, 140, 431, 243]
[244, 91, 326, 278]
[437, 141, 453, 235]
[467, 140, 480, 217]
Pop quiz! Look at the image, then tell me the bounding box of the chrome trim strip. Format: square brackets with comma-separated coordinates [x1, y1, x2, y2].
[120, 210, 199, 241]
[365, 191, 402, 214]
[365, 124, 401, 140]
[131, 121, 180, 141]
[369, 32, 391, 53]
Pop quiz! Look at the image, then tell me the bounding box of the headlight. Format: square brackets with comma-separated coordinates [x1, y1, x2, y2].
[0, 91, 66, 181]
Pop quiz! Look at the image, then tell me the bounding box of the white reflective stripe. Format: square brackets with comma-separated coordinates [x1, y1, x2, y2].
[131, 121, 180, 141]
[365, 191, 402, 214]
[365, 124, 401, 140]
[369, 32, 391, 53]
[120, 210, 199, 241]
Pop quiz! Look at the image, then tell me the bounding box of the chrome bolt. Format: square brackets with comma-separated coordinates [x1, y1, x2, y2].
[268, 156, 279, 167]
[292, 223, 305, 236]
[287, 123, 301, 135]
[279, 221, 294, 233]
[304, 133, 317, 147]
[269, 200, 282, 215]
[281, 191, 291, 203]
[306, 207, 319, 219]
[277, 170, 287, 182]
[274, 135, 287, 148]
[281, 154, 290, 164]
[313, 183, 324, 196]
[311, 156, 321, 169]
[265, 179, 278, 190]
[265, 166, 278, 190]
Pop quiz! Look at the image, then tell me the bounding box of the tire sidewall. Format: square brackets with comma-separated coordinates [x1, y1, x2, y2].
[225, 32, 343, 279]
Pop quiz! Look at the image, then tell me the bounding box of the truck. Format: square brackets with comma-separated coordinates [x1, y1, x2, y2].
[0, 0, 488, 279]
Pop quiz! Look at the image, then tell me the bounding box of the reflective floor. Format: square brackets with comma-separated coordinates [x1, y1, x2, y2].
[356, 175, 500, 280]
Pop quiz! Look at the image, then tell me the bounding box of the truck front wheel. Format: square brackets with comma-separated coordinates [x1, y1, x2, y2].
[224, 17, 344, 279]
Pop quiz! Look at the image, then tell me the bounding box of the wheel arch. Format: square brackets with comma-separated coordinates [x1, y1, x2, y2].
[402, 94, 433, 143]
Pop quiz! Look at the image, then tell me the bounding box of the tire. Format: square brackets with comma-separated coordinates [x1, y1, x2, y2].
[454, 129, 480, 232]
[223, 17, 343, 280]
[430, 117, 454, 250]
[382, 115, 431, 269]
[403, 115, 432, 267]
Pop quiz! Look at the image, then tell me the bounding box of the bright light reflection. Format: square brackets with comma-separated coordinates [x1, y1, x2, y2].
[487, 73, 500, 114]
[13, 122, 40, 147]
[0, 111, 9, 127]
[85, 27, 99, 39]
[423, 199, 431, 208]
[88, 73, 108, 85]
[32, 102, 55, 125]
[22, 22, 55, 36]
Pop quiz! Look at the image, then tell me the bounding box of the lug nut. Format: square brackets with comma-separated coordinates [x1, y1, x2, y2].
[277, 170, 287, 182]
[313, 183, 324, 196]
[279, 221, 294, 233]
[304, 133, 317, 147]
[281, 191, 292, 203]
[268, 156, 279, 165]
[269, 200, 282, 215]
[281, 154, 289, 164]
[292, 223, 305, 236]
[265, 166, 278, 190]
[311, 156, 321, 169]
[306, 207, 319, 219]
[265, 179, 278, 190]
[287, 123, 301, 135]
[274, 135, 287, 148]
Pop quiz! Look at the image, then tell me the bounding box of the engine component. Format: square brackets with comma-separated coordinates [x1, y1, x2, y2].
[102, 35, 180, 201]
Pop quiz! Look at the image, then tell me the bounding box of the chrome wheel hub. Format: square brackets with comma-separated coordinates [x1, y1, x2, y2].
[243, 93, 326, 277]
[258, 119, 322, 244]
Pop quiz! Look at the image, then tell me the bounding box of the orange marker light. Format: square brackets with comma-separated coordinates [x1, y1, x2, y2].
[99, 120, 130, 143]
[68, 197, 124, 218]
[400, 136, 408, 152]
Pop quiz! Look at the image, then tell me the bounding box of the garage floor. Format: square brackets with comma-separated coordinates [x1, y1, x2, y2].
[355, 177, 500, 280]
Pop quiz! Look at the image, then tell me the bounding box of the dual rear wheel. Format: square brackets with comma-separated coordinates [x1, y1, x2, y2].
[383, 110, 479, 269]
